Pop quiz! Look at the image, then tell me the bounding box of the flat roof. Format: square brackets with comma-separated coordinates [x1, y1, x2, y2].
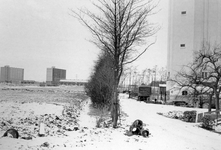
[60, 79, 88, 83]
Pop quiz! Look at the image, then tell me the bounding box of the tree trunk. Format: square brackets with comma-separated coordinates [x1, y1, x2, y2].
[111, 75, 119, 128]
[112, 88, 118, 128]
[111, 66, 119, 128]
[208, 94, 212, 112]
[215, 91, 220, 119]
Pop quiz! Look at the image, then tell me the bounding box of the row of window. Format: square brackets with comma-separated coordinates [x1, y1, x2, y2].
[181, 11, 186, 15]
[202, 72, 208, 78]
[180, 10, 187, 47]
[170, 90, 188, 95]
[180, 44, 185, 48]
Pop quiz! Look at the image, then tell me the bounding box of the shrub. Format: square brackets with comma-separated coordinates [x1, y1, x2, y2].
[95, 105, 110, 128]
[96, 117, 105, 128]
[201, 115, 215, 130]
[84, 52, 114, 108]
[183, 111, 196, 122]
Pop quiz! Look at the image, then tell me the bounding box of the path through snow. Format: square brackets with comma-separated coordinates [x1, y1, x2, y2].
[78, 99, 97, 128]
[120, 94, 221, 150]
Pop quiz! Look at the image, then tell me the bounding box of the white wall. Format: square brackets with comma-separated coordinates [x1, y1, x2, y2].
[167, 0, 221, 99]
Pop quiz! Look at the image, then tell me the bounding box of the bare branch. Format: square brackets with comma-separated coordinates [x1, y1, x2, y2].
[123, 38, 156, 65]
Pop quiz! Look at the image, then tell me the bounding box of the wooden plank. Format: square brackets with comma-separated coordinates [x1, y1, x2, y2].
[39, 122, 45, 136]
[196, 113, 204, 123]
[214, 118, 221, 126]
[195, 110, 221, 123]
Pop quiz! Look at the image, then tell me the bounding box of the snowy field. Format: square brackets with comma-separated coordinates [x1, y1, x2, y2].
[0, 86, 221, 150]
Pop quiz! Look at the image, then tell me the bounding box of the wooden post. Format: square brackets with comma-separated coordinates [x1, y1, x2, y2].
[39, 122, 45, 137]
[195, 112, 198, 123]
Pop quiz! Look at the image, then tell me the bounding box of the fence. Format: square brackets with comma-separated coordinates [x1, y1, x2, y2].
[195, 110, 221, 126]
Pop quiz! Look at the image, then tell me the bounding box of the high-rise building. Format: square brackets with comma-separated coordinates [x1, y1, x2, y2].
[46, 66, 66, 85]
[0, 65, 24, 83]
[167, 0, 221, 100]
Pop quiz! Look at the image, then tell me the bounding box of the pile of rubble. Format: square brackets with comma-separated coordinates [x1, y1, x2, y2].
[125, 119, 150, 138]
[158, 110, 198, 123]
[160, 111, 184, 120]
[0, 105, 81, 139]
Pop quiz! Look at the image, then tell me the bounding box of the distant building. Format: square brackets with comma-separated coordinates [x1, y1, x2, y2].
[167, 0, 221, 100]
[46, 66, 66, 85]
[149, 81, 166, 87]
[21, 80, 36, 85]
[59, 79, 88, 86]
[149, 81, 167, 100]
[0, 65, 24, 84]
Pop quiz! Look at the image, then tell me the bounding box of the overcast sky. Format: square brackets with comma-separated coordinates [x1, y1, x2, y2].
[0, 0, 168, 81]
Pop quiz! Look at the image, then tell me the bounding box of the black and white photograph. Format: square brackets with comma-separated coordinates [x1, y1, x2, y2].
[0, 0, 221, 149]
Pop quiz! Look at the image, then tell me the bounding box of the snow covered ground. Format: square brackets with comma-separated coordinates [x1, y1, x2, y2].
[120, 94, 221, 150]
[0, 91, 221, 150]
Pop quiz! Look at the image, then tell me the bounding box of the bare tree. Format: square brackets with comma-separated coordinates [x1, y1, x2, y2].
[172, 43, 221, 115]
[193, 43, 221, 116]
[71, 0, 159, 127]
[158, 67, 167, 81]
[172, 64, 213, 110]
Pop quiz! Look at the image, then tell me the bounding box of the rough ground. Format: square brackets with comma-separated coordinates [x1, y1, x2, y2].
[0, 86, 221, 150]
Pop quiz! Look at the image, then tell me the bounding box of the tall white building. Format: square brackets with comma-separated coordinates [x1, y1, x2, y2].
[167, 0, 221, 100]
[46, 66, 66, 85]
[0, 65, 24, 83]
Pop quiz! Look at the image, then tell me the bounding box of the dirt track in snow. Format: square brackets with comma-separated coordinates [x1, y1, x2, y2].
[120, 95, 221, 150]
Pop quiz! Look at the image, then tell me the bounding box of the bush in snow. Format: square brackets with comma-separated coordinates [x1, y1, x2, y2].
[201, 115, 215, 130]
[182, 111, 196, 122]
[96, 117, 105, 128]
[85, 52, 114, 109]
[160, 111, 184, 119]
[95, 105, 110, 128]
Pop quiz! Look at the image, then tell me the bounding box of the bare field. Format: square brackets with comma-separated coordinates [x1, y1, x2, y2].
[0, 85, 88, 104]
[0, 85, 90, 149]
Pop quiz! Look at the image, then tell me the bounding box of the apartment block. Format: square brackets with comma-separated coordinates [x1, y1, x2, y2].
[0, 65, 24, 83]
[46, 66, 66, 85]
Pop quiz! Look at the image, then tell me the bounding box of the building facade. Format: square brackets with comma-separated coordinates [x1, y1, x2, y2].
[59, 79, 88, 86]
[0, 65, 24, 83]
[167, 0, 221, 100]
[46, 67, 66, 85]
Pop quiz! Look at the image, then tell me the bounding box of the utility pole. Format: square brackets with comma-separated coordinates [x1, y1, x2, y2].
[154, 66, 157, 99]
[129, 72, 131, 90]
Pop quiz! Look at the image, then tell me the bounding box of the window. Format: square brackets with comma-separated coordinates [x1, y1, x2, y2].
[181, 11, 186, 15]
[182, 91, 188, 95]
[167, 72, 170, 80]
[180, 44, 185, 48]
[202, 72, 208, 78]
